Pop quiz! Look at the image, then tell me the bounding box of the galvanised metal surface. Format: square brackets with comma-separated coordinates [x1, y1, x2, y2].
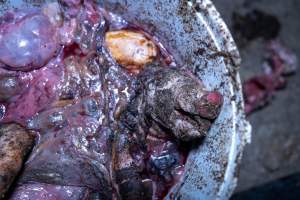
[0, 0, 251, 199]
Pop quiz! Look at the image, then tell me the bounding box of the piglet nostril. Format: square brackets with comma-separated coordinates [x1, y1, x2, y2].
[206, 91, 223, 107]
[197, 92, 223, 120]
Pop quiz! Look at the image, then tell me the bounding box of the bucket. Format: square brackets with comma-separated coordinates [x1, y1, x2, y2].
[0, 0, 251, 199]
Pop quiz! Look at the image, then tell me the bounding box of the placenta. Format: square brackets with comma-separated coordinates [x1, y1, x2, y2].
[0, 1, 223, 199]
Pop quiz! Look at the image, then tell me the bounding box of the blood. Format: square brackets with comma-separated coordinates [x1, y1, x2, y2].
[243, 40, 298, 115]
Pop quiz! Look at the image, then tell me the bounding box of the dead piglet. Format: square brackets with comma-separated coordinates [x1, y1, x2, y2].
[118, 64, 223, 198]
[124, 63, 223, 142]
[0, 124, 35, 199]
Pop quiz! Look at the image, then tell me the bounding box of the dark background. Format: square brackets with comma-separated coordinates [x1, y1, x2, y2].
[212, 0, 300, 199]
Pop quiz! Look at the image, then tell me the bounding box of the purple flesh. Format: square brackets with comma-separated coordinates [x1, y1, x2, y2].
[0, 1, 223, 199]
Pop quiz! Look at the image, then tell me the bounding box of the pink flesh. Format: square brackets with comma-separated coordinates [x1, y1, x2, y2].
[2, 58, 63, 125]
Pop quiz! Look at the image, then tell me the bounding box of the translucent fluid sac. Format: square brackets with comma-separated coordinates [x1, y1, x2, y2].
[0, 13, 58, 71]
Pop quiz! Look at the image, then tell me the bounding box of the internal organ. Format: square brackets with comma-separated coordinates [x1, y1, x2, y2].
[0, 1, 223, 199]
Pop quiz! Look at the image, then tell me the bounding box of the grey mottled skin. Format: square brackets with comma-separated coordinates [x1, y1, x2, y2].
[122, 63, 223, 142]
